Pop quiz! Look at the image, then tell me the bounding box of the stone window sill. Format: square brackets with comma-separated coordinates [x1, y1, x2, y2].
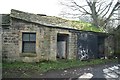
[20, 53, 37, 57]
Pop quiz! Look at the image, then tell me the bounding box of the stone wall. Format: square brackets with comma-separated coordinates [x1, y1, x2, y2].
[104, 35, 115, 58]
[2, 18, 77, 62]
[114, 26, 120, 57]
[2, 19, 24, 61]
[69, 32, 77, 59]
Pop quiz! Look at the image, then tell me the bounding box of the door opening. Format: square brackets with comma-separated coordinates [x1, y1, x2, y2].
[98, 36, 105, 58]
[57, 34, 69, 59]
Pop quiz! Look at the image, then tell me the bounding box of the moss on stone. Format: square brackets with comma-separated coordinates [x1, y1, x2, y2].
[10, 9, 104, 32]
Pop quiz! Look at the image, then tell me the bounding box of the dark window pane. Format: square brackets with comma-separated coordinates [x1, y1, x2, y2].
[23, 42, 36, 53]
[23, 33, 29, 41]
[29, 42, 36, 52]
[30, 34, 36, 41]
[23, 42, 30, 52]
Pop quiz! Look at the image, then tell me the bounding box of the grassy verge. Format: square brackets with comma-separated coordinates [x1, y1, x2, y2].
[2, 59, 118, 78]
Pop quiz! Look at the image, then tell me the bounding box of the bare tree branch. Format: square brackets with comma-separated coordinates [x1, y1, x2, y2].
[98, 2, 112, 16]
[60, 0, 119, 29]
[102, 1, 113, 18]
[105, 2, 120, 23]
[86, 0, 92, 7]
[71, 0, 92, 15]
[97, 1, 105, 13]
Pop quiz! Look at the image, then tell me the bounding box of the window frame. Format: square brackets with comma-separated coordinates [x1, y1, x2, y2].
[22, 32, 36, 53]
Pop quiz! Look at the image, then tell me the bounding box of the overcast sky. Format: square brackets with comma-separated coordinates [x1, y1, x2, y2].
[0, 0, 62, 16]
[0, 0, 118, 18]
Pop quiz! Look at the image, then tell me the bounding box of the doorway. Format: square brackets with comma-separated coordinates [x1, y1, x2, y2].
[57, 33, 69, 59]
[98, 36, 105, 58]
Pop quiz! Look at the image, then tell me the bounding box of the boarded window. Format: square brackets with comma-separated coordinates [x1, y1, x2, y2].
[22, 33, 36, 53]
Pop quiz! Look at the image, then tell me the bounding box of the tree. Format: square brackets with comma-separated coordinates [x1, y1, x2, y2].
[60, 0, 120, 29]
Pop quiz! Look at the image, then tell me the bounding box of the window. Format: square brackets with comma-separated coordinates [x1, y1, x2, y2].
[22, 33, 36, 53]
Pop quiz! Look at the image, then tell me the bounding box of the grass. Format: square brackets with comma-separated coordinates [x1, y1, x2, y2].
[2, 59, 118, 78]
[71, 20, 104, 32]
[3, 59, 117, 73]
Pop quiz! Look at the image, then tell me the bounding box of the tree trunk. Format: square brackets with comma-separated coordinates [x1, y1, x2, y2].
[92, 14, 99, 27]
[90, 2, 99, 28]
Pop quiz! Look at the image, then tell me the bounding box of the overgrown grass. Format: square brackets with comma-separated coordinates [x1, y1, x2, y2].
[2, 59, 118, 78]
[3, 59, 118, 73]
[71, 20, 104, 32]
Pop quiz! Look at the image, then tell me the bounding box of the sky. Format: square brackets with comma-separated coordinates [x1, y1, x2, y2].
[0, 0, 62, 16]
[0, 0, 118, 20]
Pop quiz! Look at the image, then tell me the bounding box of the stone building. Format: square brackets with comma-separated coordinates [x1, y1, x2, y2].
[114, 25, 120, 57]
[1, 9, 113, 62]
